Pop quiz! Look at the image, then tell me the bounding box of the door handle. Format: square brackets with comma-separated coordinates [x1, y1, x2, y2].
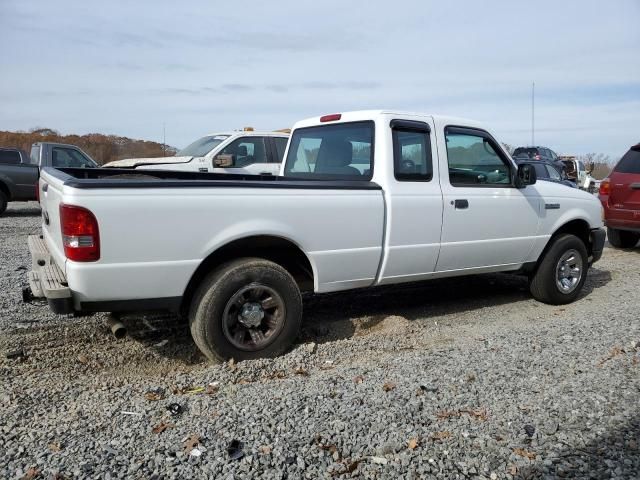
[453, 199, 469, 209]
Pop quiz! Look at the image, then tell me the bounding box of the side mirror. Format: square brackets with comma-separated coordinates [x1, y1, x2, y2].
[516, 163, 537, 188]
[213, 154, 234, 168]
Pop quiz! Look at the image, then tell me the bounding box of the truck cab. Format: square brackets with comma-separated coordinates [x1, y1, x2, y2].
[103, 131, 289, 176]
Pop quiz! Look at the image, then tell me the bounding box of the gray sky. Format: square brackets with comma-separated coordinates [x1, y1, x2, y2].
[1, 0, 638, 159]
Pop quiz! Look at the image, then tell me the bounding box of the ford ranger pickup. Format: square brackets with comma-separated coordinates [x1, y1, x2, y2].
[26, 110, 606, 361]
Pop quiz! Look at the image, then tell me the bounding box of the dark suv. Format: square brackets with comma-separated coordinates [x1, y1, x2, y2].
[599, 143, 640, 248]
[513, 146, 560, 163]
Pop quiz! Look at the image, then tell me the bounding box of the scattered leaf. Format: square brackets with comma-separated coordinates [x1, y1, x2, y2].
[183, 434, 201, 454]
[513, 448, 536, 460]
[77, 354, 89, 364]
[382, 381, 396, 392]
[206, 382, 220, 394]
[436, 410, 460, 420]
[598, 346, 626, 366]
[20, 467, 39, 480]
[152, 422, 174, 435]
[342, 458, 363, 474]
[259, 445, 272, 455]
[460, 408, 489, 421]
[507, 464, 518, 475]
[184, 386, 205, 395]
[48, 442, 62, 452]
[407, 438, 419, 450]
[353, 375, 364, 384]
[294, 366, 309, 376]
[431, 431, 451, 441]
[144, 389, 165, 401]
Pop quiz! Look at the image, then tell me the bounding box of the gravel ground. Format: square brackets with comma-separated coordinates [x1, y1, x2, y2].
[1, 201, 639, 480]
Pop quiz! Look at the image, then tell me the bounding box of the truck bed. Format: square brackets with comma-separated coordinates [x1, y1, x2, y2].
[47, 167, 382, 191]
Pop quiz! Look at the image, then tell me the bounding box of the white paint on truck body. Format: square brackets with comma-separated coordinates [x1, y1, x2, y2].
[37, 110, 603, 310]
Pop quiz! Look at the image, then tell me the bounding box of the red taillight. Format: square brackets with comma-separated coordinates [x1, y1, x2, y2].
[320, 113, 342, 122]
[599, 179, 610, 196]
[60, 204, 100, 262]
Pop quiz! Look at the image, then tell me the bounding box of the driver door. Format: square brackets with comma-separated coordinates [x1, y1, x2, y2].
[435, 126, 540, 272]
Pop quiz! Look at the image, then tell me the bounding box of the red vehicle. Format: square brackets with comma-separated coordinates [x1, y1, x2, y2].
[599, 144, 640, 248]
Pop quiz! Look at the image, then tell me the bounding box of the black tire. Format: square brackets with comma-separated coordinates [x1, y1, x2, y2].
[607, 227, 640, 249]
[0, 190, 7, 216]
[189, 257, 302, 362]
[529, 234, 588, 305]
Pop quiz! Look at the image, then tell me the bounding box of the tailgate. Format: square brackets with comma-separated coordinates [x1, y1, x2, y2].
[38, 169, 67, 271]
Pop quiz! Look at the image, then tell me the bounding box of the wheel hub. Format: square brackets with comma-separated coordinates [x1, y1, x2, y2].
[238, 302, 265, 328]
[221, 283, 286, 352]
[555, 249, 583, 293]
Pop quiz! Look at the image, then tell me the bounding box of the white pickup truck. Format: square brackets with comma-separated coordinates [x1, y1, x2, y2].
[103, 130, 289, 176]
[27, 110, 605, 361]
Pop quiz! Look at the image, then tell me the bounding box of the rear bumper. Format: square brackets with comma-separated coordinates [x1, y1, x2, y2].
[590, 228, 606, 264]
[26, 234, 74, 314]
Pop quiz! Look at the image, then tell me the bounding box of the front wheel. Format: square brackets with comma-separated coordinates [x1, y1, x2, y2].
[189, 258, 303, 362]
[607, 227, 640, 249]
[529, 234, 588, 305]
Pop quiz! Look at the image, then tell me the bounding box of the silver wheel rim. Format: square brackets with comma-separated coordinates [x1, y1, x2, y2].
[555, 249, 583, 294]
[221, 283, 286, 351]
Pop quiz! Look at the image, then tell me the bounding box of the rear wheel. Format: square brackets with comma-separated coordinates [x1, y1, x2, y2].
[607, 227, 640, 249]
[529, 234, 588, 305]
[189, 258, 302, 362]
[0, 191, 7, 215]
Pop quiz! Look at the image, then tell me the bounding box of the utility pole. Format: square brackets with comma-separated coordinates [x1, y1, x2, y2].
[531, 82, 535, 146]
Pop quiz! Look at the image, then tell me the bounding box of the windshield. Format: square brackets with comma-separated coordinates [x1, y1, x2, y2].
[177, 135, 230, 157]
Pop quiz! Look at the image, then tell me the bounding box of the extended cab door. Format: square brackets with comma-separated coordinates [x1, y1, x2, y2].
[378, 118, 444, 284]
[435, 125, 540, 271]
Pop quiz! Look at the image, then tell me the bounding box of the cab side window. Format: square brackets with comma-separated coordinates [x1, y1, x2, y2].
[219, 137, 268, 167]
[392, 122, 432, 181]
[51, 147, 95, 168]
[445, 128, 511, 186]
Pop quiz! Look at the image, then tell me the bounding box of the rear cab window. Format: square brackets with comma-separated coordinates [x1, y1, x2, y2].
[0, 150, 21, 164]
[283, 122, 373, 180]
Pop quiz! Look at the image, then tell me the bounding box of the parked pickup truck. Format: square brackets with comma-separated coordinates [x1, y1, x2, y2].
[27, 110, 605, 361]
[103, 130, 289, 176]
[0, 143, 97, 215]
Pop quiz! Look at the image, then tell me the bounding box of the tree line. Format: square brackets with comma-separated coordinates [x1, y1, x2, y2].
[0, 128, 176, 165]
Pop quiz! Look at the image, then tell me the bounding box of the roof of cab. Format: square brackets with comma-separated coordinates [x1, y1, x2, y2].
[291, 110, 484, 130]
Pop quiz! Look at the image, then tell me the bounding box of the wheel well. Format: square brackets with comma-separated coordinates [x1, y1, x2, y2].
[0, 181, 10, 200]
[552, 219, 591, 252]
[180, 235, 314, 316]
